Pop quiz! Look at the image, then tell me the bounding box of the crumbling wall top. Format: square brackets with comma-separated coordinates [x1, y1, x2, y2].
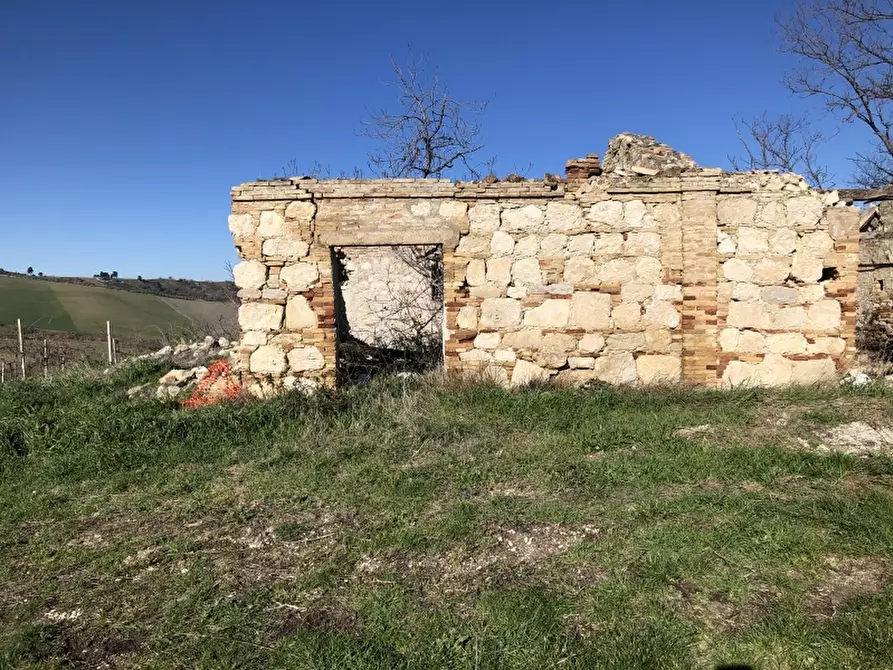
[601, 133, 698, 176]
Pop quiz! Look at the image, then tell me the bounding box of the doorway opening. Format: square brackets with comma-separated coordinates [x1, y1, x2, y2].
[332, 245, 444, 387]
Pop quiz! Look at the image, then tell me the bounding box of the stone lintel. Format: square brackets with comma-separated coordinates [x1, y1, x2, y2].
[318, 226, 460, 248]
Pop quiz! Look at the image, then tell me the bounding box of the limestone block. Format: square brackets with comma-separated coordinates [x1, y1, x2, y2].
[525, 299, 570, 327]
[491, 230, 515, 256]
[502, 205, 545, 233]
[718, 281, 734, 303]
[474, 332, 501, 349]
[459, 349, 493, 362]
[718, 197, 757, 225]
[285, 201, 316, 222]
[546, 201, 584, 233]
[621, 283, 655, 302]
[486, 257, 512, 285]
[569, 356, 595, 369]
[593, 352, 638, 384]
[799, 232, 834, 255]
[569, 292, 612, 330]
[578, 333, 606, 354]
[652, 203, 681, 226]
[513, 235, 540, 258]
[728, 302, 772, 330]
[739, 331, 768, 354]
[568, 234, 594, 255]
[502, 328, 543, 350]
[612, 302, 642, 330]
[605, 333, 645, 352]
[238, 288, 262, 301]
[466, 259, 487, 286]
[828, 208, 858, 240]
[723, 259, 753, 282]
[717, 231, 737, 254]
[637, 355, 681, 385]
[481, 298, 522, 329]
[280, 262, 319, 291]
[635, 257, 662, 284]
[592, 233, 625, 255]
[732, 283, 761, 301]
[287, 346, 325, 372]
[773, 306, 807, 329]
[809, 337, 846, 356]
[769, 229, 798, 255]
[269, 333, 303, 349]
[737, 227, 769, 254]
[250, 344, 287, 374]
[587, 200, 624, 226]
[790, 358, 836, 384]
[624, 201, 649, 227]
[239, 302, 283, 332]
[457, 235, 490, 256]
[807, 300, 841, 332]
[228, 213, 255, 238]
[643, 301, 680, 329]
[285, 296, 318, 330]
[456, 305, 478, 330]
[257, 210, 285, 237]
[494, 348, 516, 363]
[470, 285, 504, 299]
[263, 237, 310, 260]
[409, 201, 433, 217]
[786, 196, 823, 228]
[800, 285, 825, 303]
[511, 258, 543, 286]
[507, 286, 527, 299]
[262, 288, 287, 301]
[469, 203, 501, 234]
[767, 333, 808, 355]
[723, 361, 757, 387]
[242, 331, 268, 346]
[537, 333, 577, 368]
[233, 260, 267, 290]
[761, 286, 799, 305]
[598, 258, 635, 284]
[540, 233, 568, 256]
[511, 359, 550, 386]
[645, 328, 674, 353]
[753, 258, 791, 285]
[790, 253, 822, 282]
[755, 354, 793, 386]
[624, 232, 661, 256]
[564, 257, 598, 285]
[756, 201, 785, 228]
[654, 284, 682, 301]
[439, 201, 468, 219]
[719, 327, 740, 352]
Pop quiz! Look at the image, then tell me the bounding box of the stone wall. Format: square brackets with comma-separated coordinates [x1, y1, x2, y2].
[228, 141, 859, 396]
[857, 202, 893, 350]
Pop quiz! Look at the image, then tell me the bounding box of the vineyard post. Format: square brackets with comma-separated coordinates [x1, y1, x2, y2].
[106, 321, 112, 365]
[17, 318, 25, 379]
[43, 339, 48, 378]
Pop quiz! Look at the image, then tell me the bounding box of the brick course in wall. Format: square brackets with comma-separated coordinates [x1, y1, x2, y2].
[228, 142, 859, 397]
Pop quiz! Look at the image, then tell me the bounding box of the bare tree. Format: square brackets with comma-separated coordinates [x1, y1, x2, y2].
[360, 53, 490, 179]
[780, 0, 893, 187]
[729, 113, 833, 187]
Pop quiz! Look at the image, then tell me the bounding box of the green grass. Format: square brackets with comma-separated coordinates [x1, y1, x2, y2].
[2, 370, 893, 668]
[0, 276, 236, 338]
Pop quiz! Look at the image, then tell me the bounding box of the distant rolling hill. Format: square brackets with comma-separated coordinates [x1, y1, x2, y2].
[0, 276, 237, 339]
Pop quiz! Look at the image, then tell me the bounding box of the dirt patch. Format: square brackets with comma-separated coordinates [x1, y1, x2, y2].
[813, 422, 893, 456]
[355, 523, 602, 599]
[674, 425, 712, 438]
[810, 555, 887, 618]
[668, 579, 777, 633]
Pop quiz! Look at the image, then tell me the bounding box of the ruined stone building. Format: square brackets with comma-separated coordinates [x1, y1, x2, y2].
[857, 201, 893, 349]
[228, 134, 860, 395]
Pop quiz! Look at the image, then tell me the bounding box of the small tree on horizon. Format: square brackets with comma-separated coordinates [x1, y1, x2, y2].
[26, 266, 33, 275]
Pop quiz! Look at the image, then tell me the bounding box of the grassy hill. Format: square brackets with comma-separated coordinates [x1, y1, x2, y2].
[0, 276, 236, 339]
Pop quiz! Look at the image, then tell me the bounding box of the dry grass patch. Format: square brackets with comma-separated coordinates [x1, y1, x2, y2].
[809, 555, 888, 619]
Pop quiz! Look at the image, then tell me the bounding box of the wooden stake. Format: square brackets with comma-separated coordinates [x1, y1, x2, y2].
[43, 339, 48, 378]
[17, 318, 25, 379]
[106, 321, 112, 365]
[112, 338, 118, 364]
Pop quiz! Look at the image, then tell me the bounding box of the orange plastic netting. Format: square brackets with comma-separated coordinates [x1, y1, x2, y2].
[180, 359, 242, 408]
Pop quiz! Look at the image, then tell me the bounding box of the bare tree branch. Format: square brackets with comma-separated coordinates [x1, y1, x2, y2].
[360, 52, 490, 179]
[780, 0, 893, 186]
[729, 112, 834, 187]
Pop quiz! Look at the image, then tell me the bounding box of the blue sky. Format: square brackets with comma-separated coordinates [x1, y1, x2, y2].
[0, 0, 873, 280]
